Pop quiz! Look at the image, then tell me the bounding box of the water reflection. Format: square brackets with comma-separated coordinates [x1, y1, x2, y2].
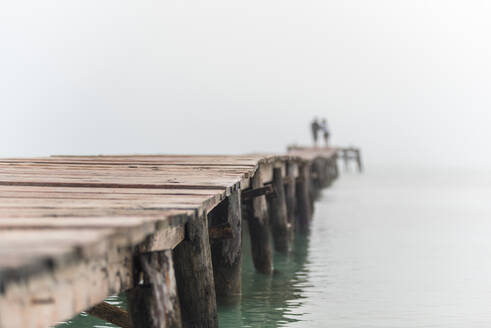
[58, 168, 491, 328]
[218, 226, 312, 328]
[59, 224, 314, 328]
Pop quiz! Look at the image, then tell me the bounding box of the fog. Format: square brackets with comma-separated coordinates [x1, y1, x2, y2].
[1, 0, 490, 169]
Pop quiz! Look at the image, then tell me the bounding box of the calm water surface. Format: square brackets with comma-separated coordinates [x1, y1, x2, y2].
[60, 167, 491, 327]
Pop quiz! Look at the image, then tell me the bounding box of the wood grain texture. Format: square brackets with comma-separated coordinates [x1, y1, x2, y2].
[266, 168, 289, 253]
[127, 250, 182, 328]
[208, 189, 242, 300]
[245, 167, 273, 275]
[86, 302, 131, 328]
[0, 149, 339, 327]
[172, 213, 218, 328]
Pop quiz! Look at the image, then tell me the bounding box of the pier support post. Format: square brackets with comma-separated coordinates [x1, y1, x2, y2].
[332, 155, 339, 179]
[173, 213, 218, 328]
[266, 167, 290, 253]
[342, 149, 349, 171]
[323, 158, 332, 186]
[127, 250, 182, 328]
[284, 161, 297, 242]
[310, 160, 321, 201]
[245, 169, 274, 274]
[355, 149, 363, 172]
[296, 164, 312, 233]
[208, 189, 242, 301]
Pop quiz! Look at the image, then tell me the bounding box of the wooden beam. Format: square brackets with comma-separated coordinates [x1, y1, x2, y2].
[208, 222, 233, 240]
[86, 302, 131, 328]
[241, 185, 274, 201]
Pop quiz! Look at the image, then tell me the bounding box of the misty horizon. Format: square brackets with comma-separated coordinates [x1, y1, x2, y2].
[2, 0, 490, 169]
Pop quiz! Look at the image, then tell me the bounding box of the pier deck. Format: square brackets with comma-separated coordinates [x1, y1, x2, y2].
[0, 147, 347, 328]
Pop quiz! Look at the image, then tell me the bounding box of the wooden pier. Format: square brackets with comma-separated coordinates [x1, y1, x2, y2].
[0, 146, 360, 328]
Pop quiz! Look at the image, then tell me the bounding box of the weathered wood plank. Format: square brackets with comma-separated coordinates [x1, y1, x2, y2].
[0, 231, 135, 328]
[0, 149, 345, 328]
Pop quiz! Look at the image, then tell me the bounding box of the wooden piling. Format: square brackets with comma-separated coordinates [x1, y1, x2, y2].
[127, 250, 182, 328]
[0, 149, 357, 328]
[173, 213, 218, 328]
[332, 155, 339, 179]
[308, 164, 317, 215]
[245, 169, 274, 274]
[284, 161, 297, 242]
[355, 149, 363, 172]
[321, 158, 331, 187]
[295, 164, 312, 233]
[323, 158, 334, 186]
[342, 149, 349, 171]
[309, 160, 321, 201]
[208, 189, 242, 300]
[266, 167, 290, 253]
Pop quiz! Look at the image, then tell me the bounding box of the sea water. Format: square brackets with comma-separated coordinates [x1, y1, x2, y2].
[59, 166, 491, 327]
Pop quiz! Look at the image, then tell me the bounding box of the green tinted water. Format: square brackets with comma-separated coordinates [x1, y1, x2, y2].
[56, 223, 312, 328]
[217, 228, 311, 327]
[59, 168, 491, 327]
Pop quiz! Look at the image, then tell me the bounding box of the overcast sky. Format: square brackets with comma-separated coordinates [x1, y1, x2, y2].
[1, 0, 490, 169]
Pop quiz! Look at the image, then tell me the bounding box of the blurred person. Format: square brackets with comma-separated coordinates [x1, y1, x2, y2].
[321, 118, 330, 146]
[311, 118, 320, 146]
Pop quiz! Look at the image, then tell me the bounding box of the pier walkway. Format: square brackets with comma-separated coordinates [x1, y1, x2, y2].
[0, 147, 357, 328]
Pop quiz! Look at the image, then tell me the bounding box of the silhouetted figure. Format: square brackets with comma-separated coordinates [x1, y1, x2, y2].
[311, 118, 320, 145]
[320, 119, 329, 146]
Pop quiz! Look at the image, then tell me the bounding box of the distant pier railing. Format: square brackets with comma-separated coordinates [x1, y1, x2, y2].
[288, 145, 363, 172]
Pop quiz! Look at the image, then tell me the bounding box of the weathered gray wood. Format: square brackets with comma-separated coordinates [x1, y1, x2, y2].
[356, 149, 363, 172]
[0, 149, 354, 328]
[172, 213, 218, 328]
[241, 185, 274, 201]
[86, 302, 131, 328]
[307, 164, 317, 214]
[0, 240, 134, 328]
[127, 250, 182, 328]
[245, 170, 273, 274]
[208, 222, 233, 240]
[266, 168, 289, 253]
[320, 159, 331, 187]
[325, 159, 333, 187]
[208, 189, 242, 300]
[295, 164, 312, 233]
[284, 162, 297, 242]
[310, 159, 323, 199]
[332, 155, 339, 179]
[342, 149, 349, 171]
[327, 157, 339, 183]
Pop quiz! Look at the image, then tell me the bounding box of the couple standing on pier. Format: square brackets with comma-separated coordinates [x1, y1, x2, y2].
[311, 117, 330, 146]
